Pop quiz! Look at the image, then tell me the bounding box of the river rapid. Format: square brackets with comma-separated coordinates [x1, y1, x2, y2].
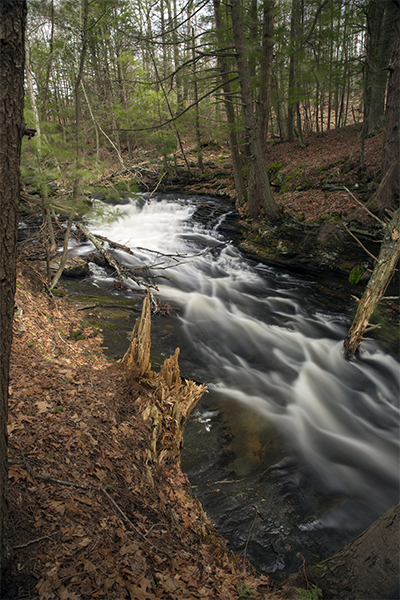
[74, 193, 399, 580]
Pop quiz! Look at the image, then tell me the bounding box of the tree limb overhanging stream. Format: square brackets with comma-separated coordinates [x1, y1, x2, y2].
[63, 192, 399, 580]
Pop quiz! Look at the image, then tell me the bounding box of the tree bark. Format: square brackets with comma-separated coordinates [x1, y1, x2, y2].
[285, 501, 400, 600]
[363, 0, 396, 139]
[213, 0, 246, 207]
[230, 0, 279, 222]
[343, 208, 400, 360]
[259, 0, 274, 155]
[373, 4, 400, 214]
[0, 0, 27, 586]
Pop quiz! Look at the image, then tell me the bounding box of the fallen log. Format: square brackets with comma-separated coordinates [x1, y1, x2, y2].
[343, 208, 400, 360]
[76, 222, 126, 283]
[76, 222, 162, 307]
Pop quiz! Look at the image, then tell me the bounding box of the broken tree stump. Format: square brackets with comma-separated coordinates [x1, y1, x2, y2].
[120, 296, 206, 478]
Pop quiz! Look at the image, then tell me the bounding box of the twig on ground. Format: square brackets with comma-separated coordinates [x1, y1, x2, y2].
[100, 486, 170, 556]
[14, 533, 57, 550]
[8, 459, 91, 490]
[243, 506, 258, 563]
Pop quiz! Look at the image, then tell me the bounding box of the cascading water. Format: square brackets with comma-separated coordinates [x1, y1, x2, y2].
[77, 193, 399, 579]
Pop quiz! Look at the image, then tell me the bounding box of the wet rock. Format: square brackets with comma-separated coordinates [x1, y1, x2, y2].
[49, 256, 89, 278]
[87, 252, 108, 268]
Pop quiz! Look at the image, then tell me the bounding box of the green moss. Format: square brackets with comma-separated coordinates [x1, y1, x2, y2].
[279, 167, 306, 194]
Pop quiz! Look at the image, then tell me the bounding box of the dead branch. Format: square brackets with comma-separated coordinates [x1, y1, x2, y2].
[343, 186, 385, 226]
[100, 486, 170, 557]
[148, 170, 166, 201]
[8, 459, 91, 490]
[93, 234, 136, 256]
[341, 222, 378, 263]
[13, 533, 57, 550]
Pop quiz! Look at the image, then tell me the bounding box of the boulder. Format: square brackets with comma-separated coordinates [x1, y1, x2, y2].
[49, 256, 89, 278]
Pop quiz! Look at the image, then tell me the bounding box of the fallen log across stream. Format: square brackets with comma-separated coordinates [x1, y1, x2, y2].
[76, 222, 164, 309]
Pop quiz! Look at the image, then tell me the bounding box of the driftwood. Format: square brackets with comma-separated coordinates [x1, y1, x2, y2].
[120, 297, 206, 477]
[76, 222, 126, 283]
[343, 208, 400, 360]
[76, 223, 164, 309]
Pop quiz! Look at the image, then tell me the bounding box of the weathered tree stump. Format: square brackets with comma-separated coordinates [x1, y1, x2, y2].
[120, 297, 206, 480]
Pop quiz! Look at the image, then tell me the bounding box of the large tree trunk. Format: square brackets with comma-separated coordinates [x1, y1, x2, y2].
[285, 501, 400, 600]
[213, 0, 246, 207]
[373, 4, 400, 215]
[230, 0, 279, 223]
[0, 0, 27, 587]
[363, 0, 396, 138]
[343, 208, 400, 360]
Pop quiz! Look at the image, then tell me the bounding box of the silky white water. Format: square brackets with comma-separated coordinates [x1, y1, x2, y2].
[81, 194, 399, 575]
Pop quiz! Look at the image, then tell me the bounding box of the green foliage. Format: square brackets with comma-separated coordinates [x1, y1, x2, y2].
[348, 264, 365, 286]
[88, 200, 124, 225]
[236, 580, 254, 598]
[296, 584, 323, 600]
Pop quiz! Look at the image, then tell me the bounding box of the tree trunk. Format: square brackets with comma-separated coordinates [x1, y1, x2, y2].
[213, 0, 246, 207]
[191, 27, 203, 172]
[373, 5, 400, 215]
[230, 0, 279, 223]
[287, 0, 301, 142]
[363, 0, 396, 138]
[0, 0, 27, 586]
[285, 501, 400, 600]
[343, 208, 400, 360]
[259, 0, 274, 154]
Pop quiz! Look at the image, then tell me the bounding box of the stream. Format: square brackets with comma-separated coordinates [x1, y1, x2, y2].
[70, 192, 399, 580]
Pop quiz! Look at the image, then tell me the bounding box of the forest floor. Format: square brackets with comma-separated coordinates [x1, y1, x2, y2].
[5, 125, 397, 599]
[158, 124, 383, 225]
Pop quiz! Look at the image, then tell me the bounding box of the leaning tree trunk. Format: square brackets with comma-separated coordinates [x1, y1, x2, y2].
[343, 208, 400, 360]
[285, 501, 400, 600]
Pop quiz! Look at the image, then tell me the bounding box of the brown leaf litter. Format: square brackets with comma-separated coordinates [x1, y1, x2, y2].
[6, 261, 286, 599]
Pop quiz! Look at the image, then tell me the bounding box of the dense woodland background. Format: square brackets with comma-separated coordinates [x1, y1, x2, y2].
[23, 0, 398, 220]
